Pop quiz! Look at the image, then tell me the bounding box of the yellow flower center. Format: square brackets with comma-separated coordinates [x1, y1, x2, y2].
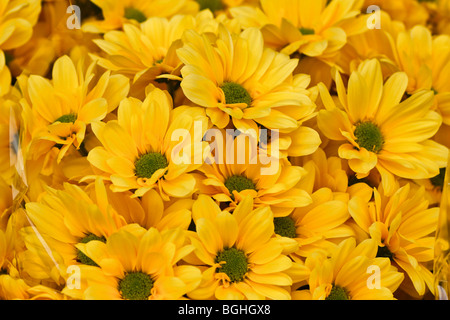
[118, 272, 154, 300]
[274, 216, 297, 238]
[124, 7, 147, 23]
[215, 247, 248, 283]
[326, 285, 350, 300]
[134, 153, 168, 179]
[53, 113, 77, 124]
[354, 121, 384, 153]
[76, 234, 106, 266]
[220, 82, 252, 107]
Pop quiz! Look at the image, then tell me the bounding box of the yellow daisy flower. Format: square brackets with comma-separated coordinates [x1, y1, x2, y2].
[274, 187, 354, 258]
[81, 0, 200, 33]
[394, 25, 450, 127]
[19, 54, 130, 167]
[197, 130, 312, 216]
[186, 196, 294, 300]
[77, 225, 202, 300]
[293, 238, 404, 300]
[230, 0, 367, 87]
[22, 179, 127, 286]
[87, 86, 209, 199]
[91, 11, 223, 99]
[317, 58, 448, 196]
[348, 183, 439, 296]
[231, 0, 365, 57]
[336, 10, 404, 82]
[177, 25, 317, 132]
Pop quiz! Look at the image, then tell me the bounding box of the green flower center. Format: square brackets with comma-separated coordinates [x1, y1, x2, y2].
[274, 216, 297, 238]
[430, 167, 446, 190]
[54, 113, 77, 124]
[118, 271, 154, 300]
[376, 245, 394, 260]
[224, 175, 256, 197]
[299, 27, 315, 35]
[215, 247, 248, 283]
[124, 7, 147, 23]
[195, 0, 224, 11]
[326, 285, 350, 300]
[354, 121, 384, 153]
[220, 82, 252, 107]
[76, 234, 106, 266]
[134, 153, 168, 179]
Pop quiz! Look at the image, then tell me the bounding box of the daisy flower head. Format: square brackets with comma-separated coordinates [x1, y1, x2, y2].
[177, 24, 317, 133]
[19, 53, 130, 167]
[91, 10, 228, 99]
[77, 225, 201, 300]
[317, 58, 448, 196]
[274, 187, 354, 258]
[293, 237, 404, 300]
[231, 0, 366, 58]
[394, 25, 450, 126]
[87, 86, 209, 200]
[229, 0, 367, 87]
[21, 179, 127, 286]
[186, 195, 294, 300]
[197, 129, 312, 216]
[348, 183, 439, 296]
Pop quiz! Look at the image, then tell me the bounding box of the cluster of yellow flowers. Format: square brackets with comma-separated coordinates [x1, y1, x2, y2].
[1, 0, 449, 300]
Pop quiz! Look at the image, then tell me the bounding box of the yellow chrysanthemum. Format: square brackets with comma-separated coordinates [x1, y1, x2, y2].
[185, 196, 294, 300]
[232, 0, 365, 57]
[348, 183, 439, 296]
[76, 225, 201, 300]
[19, 54, 130, 169]
[197, 130, 312, 216]
[274, 187, 354, 258]
[394, 25, 450, 129]
[230, 0, 367, 87]
[336, 10, 404, 81]
[317, 58, 448, 196]
[81, 0, 200, 32]
[87, 86, 209, 200]
[294, 237, 404, 300]
[91, 11, 229, 99]
[21, 179, 127, 287]
[177, 25, 317, 133]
